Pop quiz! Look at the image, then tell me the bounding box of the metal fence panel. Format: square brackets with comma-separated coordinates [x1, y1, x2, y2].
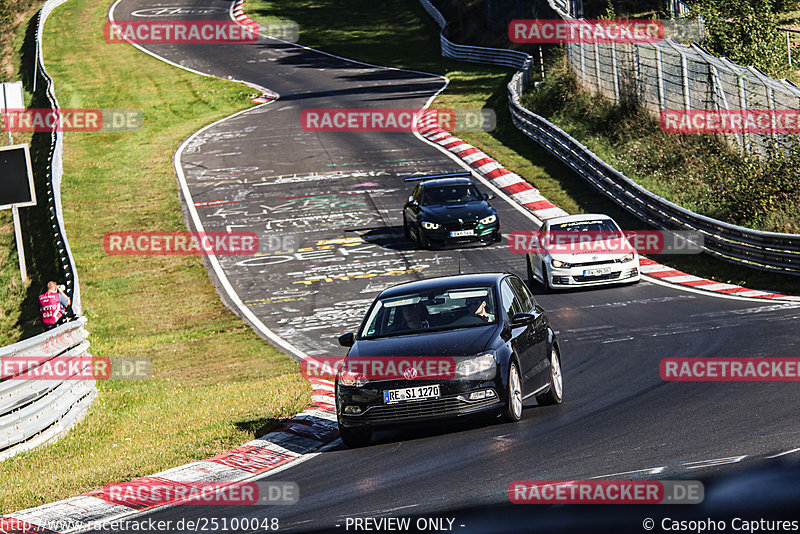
[556, 7, 800, 153]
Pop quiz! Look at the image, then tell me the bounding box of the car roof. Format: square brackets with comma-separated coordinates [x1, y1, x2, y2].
[378, 273, 514, 298]
[544, 213, 614, 225]
[419, 177, 473, 188]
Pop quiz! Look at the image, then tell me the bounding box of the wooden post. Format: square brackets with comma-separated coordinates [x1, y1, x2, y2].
[12, 205, 27, 282]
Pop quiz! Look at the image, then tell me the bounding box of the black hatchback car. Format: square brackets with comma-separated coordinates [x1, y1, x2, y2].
[403, 175, 500, 248]
[335, 273, 562, 447]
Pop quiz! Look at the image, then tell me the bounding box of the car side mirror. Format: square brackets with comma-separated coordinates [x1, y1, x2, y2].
[338, 332, 355, 347]
[484, 193, 494, 200]
[408, 195, 415, 204]
[511, 312, 538, 326]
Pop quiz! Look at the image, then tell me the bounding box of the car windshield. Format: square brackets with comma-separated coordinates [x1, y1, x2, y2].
[359, 286, 497, 338]
[421, 184, 483, 206]
[549, 219, 620, 234]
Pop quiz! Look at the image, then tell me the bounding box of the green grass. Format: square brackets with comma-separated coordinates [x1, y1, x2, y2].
[0, 0, 309, 514]
[0, 0, 46, 346]
[245, 0, 800, 294]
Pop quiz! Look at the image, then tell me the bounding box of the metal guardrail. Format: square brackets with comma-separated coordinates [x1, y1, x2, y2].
[0, 319, 95, 459]
[37, 0, 83, 314]
[0, 0, 95, 460]
[418, 0, 800, 275]
[441, 37, 529, 69]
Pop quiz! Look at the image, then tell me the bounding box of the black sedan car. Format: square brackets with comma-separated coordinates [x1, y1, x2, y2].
[403, 174, 500, 248]
[335, 273, 562, 447]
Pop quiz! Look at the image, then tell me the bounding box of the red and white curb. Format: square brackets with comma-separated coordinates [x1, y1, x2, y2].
[416, 112, 568, 222]
[0, 379, 337, 534]
[413, 113, 799, 302]
[231, 0, 256, 28]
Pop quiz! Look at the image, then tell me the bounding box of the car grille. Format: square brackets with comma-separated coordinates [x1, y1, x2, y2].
[443, 220, 478, 231]
[569, 259, 617, 268]
[573, 271, 621, 282]
[358, 395, 496, 423]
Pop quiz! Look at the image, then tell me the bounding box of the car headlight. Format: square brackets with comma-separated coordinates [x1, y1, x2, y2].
[551, 259, 572, 269]
[615, 253, 635, 263]
[479, 214, 497, 225]
[455, 352, 497, 379]
[421, 221, 440, 230]
[337, 368, 367, 387]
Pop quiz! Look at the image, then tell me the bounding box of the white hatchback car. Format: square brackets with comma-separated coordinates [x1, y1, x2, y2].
[526, 214, 641, 291]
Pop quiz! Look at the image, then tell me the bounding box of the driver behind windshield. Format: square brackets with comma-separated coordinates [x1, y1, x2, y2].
[398, 303, 429, 331]
[422, 185, 481, 205]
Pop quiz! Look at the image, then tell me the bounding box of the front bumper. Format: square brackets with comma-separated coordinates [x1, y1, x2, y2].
[336, 378, 504, 430]
[421, 221, 499, 245]
[549, 261, 640, 287]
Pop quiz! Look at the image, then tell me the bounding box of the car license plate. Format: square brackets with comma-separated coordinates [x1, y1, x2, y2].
[584, 267, 611, 276]
[450, 230, 474, 237]
[384, 384, 440, 404]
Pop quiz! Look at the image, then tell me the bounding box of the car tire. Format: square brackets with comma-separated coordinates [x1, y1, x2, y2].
[403, 214, 411, 239]
[526, 255, 535, 286]
[415, 225, 429, 250]
[536, 345, 563, 406]
[502, 361, 523, 422]
[541, 261, 552, 293]
[338, 424, 372, 448]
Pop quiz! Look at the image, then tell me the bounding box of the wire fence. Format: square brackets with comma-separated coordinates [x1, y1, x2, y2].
[555, 2, 800, 154]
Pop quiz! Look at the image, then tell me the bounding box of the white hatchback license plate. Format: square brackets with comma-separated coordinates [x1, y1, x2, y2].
[450, 230, 474, 237]
[384, 384, 440, 404]
[584, 267, 612, 276]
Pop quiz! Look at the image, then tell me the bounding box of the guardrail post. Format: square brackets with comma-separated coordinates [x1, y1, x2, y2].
[787, 30, 792, 68]
[681, 49, 691, 110]
[738, 74, 748, 150]
[767, 84, 776, 141]
[539, 46, 545, 80]
[594, 42, 601, 94]
[656, 47, 665, 112]
[612, 42, 620, 104]
[580, 41, 586, 85]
